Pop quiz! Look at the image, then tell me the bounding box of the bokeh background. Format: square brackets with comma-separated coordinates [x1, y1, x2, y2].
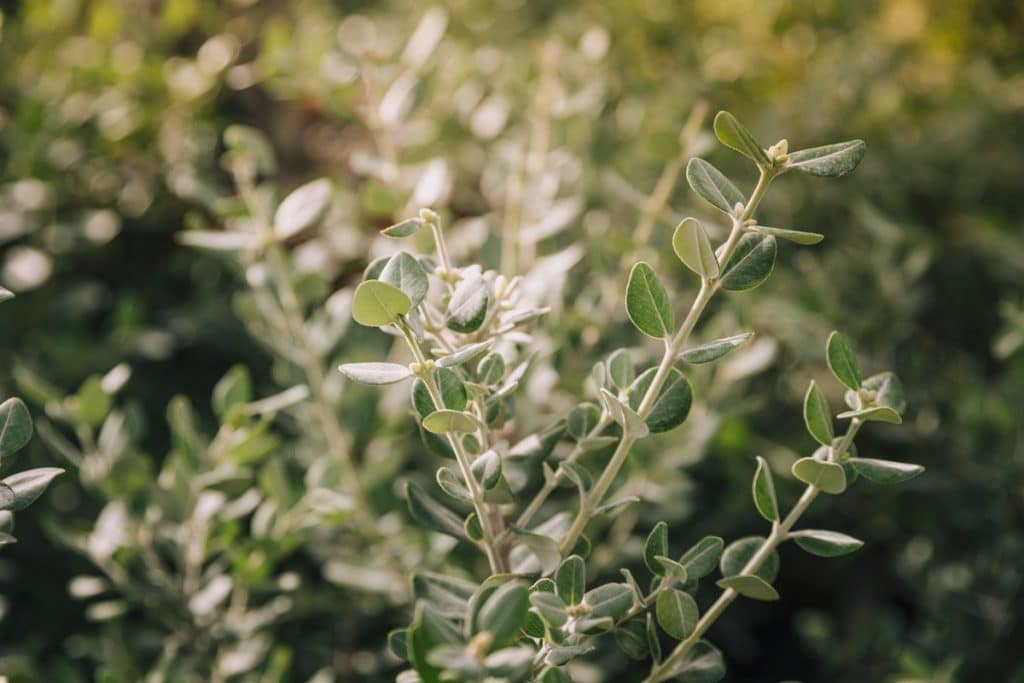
[1, 0, 1022, 681]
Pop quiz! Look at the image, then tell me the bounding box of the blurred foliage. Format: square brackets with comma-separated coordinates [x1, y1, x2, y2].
[0, 0, 1022, 681]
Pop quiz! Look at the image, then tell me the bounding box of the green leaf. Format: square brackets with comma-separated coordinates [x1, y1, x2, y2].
[567, 403, 601, 440]
[719, 232, 777, 291]
[437, 341, 493, 368]
[583, 583, 634, 620]
[405, 481, 465, 538]
[656, 589, 699, 640]
[435, 467, 470, 500]
[752, 456, 779, 522]
[510, 529, 561, 576]
[626, 262, 674, 338]
[477, 582, 528, 648]
[352, 280, 412, 327]
[679, 332, 754, 364]
[679, 536, 724, 580]
[862, 371, 906, 414]
[644, 521, 669, 576]
[716, 575, 779, 601]
[646, 614, 662, 664]
[464, 512, 483, 540]
[627, 367, 693, 433]
[849, 458, 924, 484]
[383, 217, 424, 238]
[541, 668, 573, 683]
[477, 353, 506, 385]
[789, 529, 864, 557]
[435, 368, 468, 411]
[407, 602, 462, 683]
[686, 158, 745, 214]
[471, 450, 502, 490]
[792, 457, 847, 495]
[381, 251, 429, 307]
[529, 591, 568, 627]
[212, 365, 252, 418]
[836, 406, 902, 424]
[713, 111, 770, 167]
[388, 629, 409, 661]
[0, 398, 33, 459]
[787, 140, 866, 177]
[1, 467, 64, 511]
[75, 375, 111, 427]
[607, 349, 635, 390]
[672, 639, 725, 683]
[720, 536, 779, 583]
[826, 331, 862, 391]
[615, 618, 650, 660]
[803, 380, 834, 446]
[274, 178, 332, 239]
[555, 555, 586, 605]
[339, 362, 413, 385]
[672, 218, 719, 278]
[756, 226, 824, 245]
[447, 272, 489, 333]
[422, 410, 477, 434]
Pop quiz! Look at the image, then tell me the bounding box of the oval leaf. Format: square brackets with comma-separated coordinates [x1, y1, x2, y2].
[849, 458, 924, 484]
[716, 575, 779, 601]
[713, 111, 769, 167]
[447, 272, 489, 333]
[555, 555, 586, 606]
[404, 481, 464, 538]
[583, 583, 634, 620]
[477, 582, 528, 648]
[339, 362, 413, 385]
[626, 262, 674, 338]
[789, 529, 864, 557]
[656, 588, 699, 640]
[2, 467, 64, 511]
[672, 218, 719, 278]
[792, 457, 847, 495]
[644, 521, 669, 576]
[627, 367, 693, 433]
[679, 332, 754, 364]
[0, 398, 33, 459]
[679, 536, 724, 580]
[752, 456, 779, 522]
[686, 158, 745, 214]
[826, 331, 862, 391]
[803, 380, 834, 446]
[382, 217, 424, 238]
[275, 178, 332, 239]
[720, 232, 777, 291]
[381, 251, 429, 307]
[720, 536, 779, 583]
[422, 410, 477, 434]
[787, 140, 866, 177]
[352, 280, 412, 327]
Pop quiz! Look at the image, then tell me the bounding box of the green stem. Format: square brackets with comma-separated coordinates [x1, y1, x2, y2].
[645, 419, 863, 682]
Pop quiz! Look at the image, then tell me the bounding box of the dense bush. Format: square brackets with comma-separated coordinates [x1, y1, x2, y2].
[0, 1, 1021, 681]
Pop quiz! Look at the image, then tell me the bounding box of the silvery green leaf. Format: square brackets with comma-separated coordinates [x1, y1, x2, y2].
[567, 403, 601, 439]
[274, 178, 332, 239]
[351, 280, 412, 327]
[435, 467, 470, 500]
[720, 536, 779, 582]
[686, 158, 745, 214]
[176, 230, 262, 251]
[679, 536, 724, 580]
[789, 529, 864, 557]
[862, 371, 906, 414]
[615, 618, 650, 660]
[529, 591, 568, 627]
[752, 456, 779, 522]
[656, 588, 699, 640]
[2, 467, 64, 511]
[422, 410, 477, 434]
[578, 435, 619, 451]
[600, 389, 648, 438]
[787, 140, 866, 177]
[672, 217, 719, 278]
[383, 217, 424, 238]
[0, 398, 33, 459]
[404, 481, 464, 538]
[836, 406, 902, 424]
[716, 575, 779, 601]
[595, 496, 639, 516]
[583, 583, 633, 620]
[477, 582, 528, 648]
[607, 349, 635, 390]
[720, 233, 777, 291]
[555, 554, 586, 605]
[792, 457, 847, 495]
[679, 332, 754, 364]
[381, 251, 429, 307]
[627, 367, 693, 433]
[644, 521, 669, 576]
[713, 111, 770, 167]
[212, 365, 251, 418]
[626, 262, 674, 339]
[338, 362, 413, 385]
[510, 528, 561, 576]
[388, 629, 409, 661]
[849, 458, 924, 484]
[826, 331, 862, 391]
[668, 639, 724, 682]
[437, 341, 493, 368]
[756, 226, 824, 245]
[447, 272, 489, 333]
[434, 367, 468, 411]
[471, 450, 502, 490]
[803, 380, 834, 446]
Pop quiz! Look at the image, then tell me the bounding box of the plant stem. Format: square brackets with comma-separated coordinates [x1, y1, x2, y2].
[397, 320, 506, 574]
[559, 168, 776, 555]
[645, 419, 863, 682]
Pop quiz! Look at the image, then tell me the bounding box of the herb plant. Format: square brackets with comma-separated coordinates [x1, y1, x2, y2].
[341, 112, 924, 681]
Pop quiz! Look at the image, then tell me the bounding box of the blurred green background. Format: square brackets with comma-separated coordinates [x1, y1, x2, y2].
[0, 0, 1022, 681]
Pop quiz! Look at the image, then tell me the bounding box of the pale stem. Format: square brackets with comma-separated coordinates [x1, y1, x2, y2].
[645, 419, 863, 682]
